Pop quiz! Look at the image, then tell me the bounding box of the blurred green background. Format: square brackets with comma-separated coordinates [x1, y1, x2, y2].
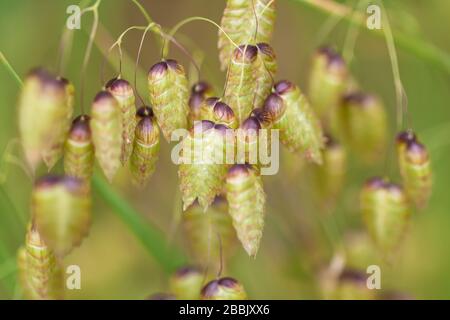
[0, 0, 449, 299]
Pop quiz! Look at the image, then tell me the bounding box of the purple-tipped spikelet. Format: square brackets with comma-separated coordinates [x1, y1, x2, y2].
[17, 224, 64, 300]
[254, 43, 277, 109]
[179, 121, 232, 211]
[263, 81, 324, 163]
[106, 78, 137, 164]
[33, 175, 91, 257]
[226, 164, 265, 257]
[224, 45, 258, 124]
[218, 0, 276, 70]
[189, 81, 215, 126]
[308, 47, 348, 125]
[18, 68, 71, 170]
[90, 90, 122, 182]
[396, 131, 432, 209]
[148, 59, 189, 141]
[169, 266, 204, 300]
[338, 92, 388, 163]
[201, 277, 247, 300]
[360, 177, 410, 253]
[129, 106, 160, 187]
[63, 115, 95, 184]
[200, 98, 238, 129]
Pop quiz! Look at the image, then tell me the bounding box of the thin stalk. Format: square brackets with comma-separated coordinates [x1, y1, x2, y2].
[288, 0, 450, 74]
[0, 51, 23, 86]
[92, 173, 186, 271]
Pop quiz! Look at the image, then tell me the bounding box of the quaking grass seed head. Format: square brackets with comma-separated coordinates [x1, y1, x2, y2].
[169, 266, 204, 300]
[396, 131, 432, 209]
[33, 174, 92, 257]
[148, 59, 189, 141]
[360, 176, 410, 253]
[201, 277, 247, 300]
[254, 42, 278, 109]
[63, 115, 95, 183]
[18, 68, 68, 170]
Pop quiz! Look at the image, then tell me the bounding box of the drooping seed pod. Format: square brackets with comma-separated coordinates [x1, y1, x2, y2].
[264, 81, 324, 164]
[148, 59, 189, 141]
[17, 224, 63, 300]
[218, 0, 276, 71]
[224, 45, 258, 124]
[308, 47, 348, 124]
[396, 131, 432, 209]
[169, 266, 204, 300]
[254, 43, 277, 109]
[106, 78, 136, 164]
[189, 81, 214, 126]
[90, 90, 122, 182]
[313, 135, 346, 207]
[360, 177, 410, 253]
[183, 197, 236, 270]
[226, 164, 265, 257]
[33, 175, 91, 257]
[179, 121, 231, 211]
[63, 115, 95, 184]
[18, 68, 69, 170]
[42, 77, 75, 170]
[338, 92, 388, 163]
[201, 277, 247, 300]
[129, 106, 160, 187]
[200, 98, 238, 129]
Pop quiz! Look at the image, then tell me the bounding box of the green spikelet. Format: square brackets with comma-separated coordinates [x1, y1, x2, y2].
[189, 81, 214, 126]
[360, 177, 410, 253]
[396, 131, 432, 209]
[183, 197, 236, 269]
[179, 121, 231, 211]
[148, 59, 189, 141]
[226, 164, 265, 257]
[224, 45, 258, 124]
[308, 47, 348, 125]
[200, 98, 238, 129]
[338, 92, 388, 163]
[254, 43, 277, 109]
[106, 78, 137, 164]
[90, 90, 122, 182]
[313, 135, 346, 205]
[236, 116, 263, 165]
[63, 115, 95, 184]
[41, 77, 75, 170]
[17, 225, 63, 300]
[201, 277, 247, 300]
[18, 68, 68, 170]
[169, 266, 204, 300]
[33, 175, 91, 257]
[218, 0, 276, 70]
[129, 106, 160, 187]
[264, 80, 324, 163]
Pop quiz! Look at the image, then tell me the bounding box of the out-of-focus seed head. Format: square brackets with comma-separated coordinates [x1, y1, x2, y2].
[146, 293, 176, 300]
[189, 81, 214, 115]
[170, 266, 204, 300]
[316, 46, 347, 75]
[342, 91, 377, 108]
[105, 78, 133, 98]
[192, 119, 215, 134]
[256, 42, 276, 59]
[227, 164, 252, 180]
[201, 277, 247, 300]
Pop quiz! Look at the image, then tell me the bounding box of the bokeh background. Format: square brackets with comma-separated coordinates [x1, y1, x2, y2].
[0, 0, 449, 299]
